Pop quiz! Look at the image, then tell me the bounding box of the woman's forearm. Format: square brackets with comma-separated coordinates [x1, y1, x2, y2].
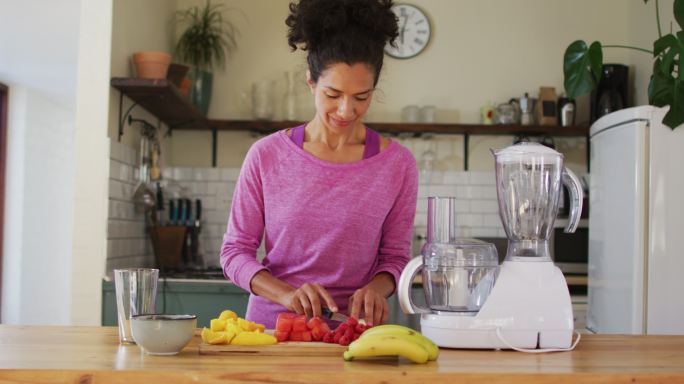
[249, 270, 295, 307]
[366, 272, 395, 297]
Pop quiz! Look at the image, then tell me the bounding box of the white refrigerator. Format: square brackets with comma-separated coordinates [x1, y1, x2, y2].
[588, 105, 684, 334]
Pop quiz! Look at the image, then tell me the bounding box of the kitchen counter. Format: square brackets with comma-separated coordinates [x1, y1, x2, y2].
[0, 325, 683, 383]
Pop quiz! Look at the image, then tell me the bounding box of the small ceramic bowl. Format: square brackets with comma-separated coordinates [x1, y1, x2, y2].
[130, 314, 197, 355]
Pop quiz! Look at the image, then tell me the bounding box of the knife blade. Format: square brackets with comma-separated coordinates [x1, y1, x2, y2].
[321, 308, 349, 323]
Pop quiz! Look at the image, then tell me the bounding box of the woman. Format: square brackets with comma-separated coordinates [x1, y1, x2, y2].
[220, 0, 417, 328]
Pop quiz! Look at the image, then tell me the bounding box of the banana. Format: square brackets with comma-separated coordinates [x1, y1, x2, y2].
[359, 324, 439, 361]
[343, 334, 429, 364]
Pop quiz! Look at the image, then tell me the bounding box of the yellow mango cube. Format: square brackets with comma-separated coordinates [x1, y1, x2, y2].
[207, 331, 229, 345]
[210, 318, 227, 332]
[225, 323, 242, 335]
[218, 310, 238, 321]
[230, 332, 277, 346]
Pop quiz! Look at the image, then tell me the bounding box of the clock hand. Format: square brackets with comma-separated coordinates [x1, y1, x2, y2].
[400, 16, 407, 44]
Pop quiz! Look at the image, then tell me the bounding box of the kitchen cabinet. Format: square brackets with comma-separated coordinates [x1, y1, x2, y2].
[102, 279, 424, 328]
[111, 77, 589, 169]
[102, 279, 249, 328]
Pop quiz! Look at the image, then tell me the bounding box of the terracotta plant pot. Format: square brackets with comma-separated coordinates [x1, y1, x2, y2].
[133, 51, 172, 79]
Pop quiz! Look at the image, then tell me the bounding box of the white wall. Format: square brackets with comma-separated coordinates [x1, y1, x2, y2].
[0, 0, 113, 325]
[163, 0, 640, 171]
[0, 0, 81, 324]
[70, 0, 113, 325]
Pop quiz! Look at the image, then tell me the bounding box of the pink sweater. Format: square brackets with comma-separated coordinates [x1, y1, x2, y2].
[220, 129, 418, 328]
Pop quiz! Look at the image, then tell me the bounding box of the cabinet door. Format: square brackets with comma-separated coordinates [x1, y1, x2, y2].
[102, 280, 250, 328]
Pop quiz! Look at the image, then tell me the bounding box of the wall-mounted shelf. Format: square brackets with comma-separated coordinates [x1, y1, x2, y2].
[111, 77, 209, 141]
[203, 119, 589, 137]
[202, 120, 589, 170]
[110, 77, 590, 169]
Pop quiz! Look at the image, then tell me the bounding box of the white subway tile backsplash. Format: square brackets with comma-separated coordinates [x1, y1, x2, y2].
[424, 185, 458, 197]
[443, 171, 469, 185]
[435, 140, 453, 158]
[483, 214, 503, 228]
[468, 171, 495, 185]
[482, 186, 498, 199]
[206, 182, 223, 195]
[419, 170, 442, 185]
[191, 182, 208, 195]
[109, 161, 134, 183]
[470, 228, 500, 237]
[173, 167, 194, 181]
[220, 168, 241, 181]
[459, 214, 483, 227]
[470, 200, 499, 214]
[109, 179, 135, 201]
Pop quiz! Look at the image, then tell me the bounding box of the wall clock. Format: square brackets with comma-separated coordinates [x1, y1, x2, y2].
[384, 3, 432, 59]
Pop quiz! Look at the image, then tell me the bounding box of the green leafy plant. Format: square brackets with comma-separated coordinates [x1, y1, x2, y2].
[174, 1, 239, 72]
[563, 0, 683, 128]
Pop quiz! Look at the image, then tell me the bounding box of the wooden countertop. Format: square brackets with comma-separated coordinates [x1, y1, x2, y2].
[0, 325, 683, 383]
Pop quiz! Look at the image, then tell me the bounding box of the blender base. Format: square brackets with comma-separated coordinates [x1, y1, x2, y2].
[420, 314, 573, 349]
[419, 260, 575, 350]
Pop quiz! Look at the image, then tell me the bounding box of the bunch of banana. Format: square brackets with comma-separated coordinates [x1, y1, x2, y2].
[343, 324, 439, 364]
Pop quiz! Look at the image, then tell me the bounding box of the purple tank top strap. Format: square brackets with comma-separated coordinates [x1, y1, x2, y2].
[290, 124, 306, 148]
[362, 126, 381, 159]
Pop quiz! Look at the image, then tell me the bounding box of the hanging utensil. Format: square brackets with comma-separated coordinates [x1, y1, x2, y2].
[132, 134, 156, 219]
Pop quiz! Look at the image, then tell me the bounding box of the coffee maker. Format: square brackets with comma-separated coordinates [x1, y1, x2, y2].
[591, 64, 629, 122]
[398, 143, 583, 350]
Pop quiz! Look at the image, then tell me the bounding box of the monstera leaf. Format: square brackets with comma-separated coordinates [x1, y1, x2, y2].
[563, 40, 603, 100]
[564, 0, 684, 129]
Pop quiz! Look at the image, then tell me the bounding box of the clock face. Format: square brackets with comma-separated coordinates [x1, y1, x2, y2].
[384, 3, 431, 59]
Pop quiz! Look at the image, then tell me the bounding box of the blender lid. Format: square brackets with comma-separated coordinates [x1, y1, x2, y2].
[493, 142, 562, 163]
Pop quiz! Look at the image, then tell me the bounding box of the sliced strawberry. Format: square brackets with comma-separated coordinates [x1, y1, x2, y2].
[333, 332, 342, 343]
[335, 323, 349, 335]
[289, 331, 304, 341]
[322, 331, 334, 343]
[276, 312, 296, 332]
[346, 317, 358, 327]
[306, 316, 324, 330]
[311, 327, 325, 341]
[354, 323, 367, 334]
[344, 326, 354, 340]
[274, 330, 290, 342]
[338, 335, 351, 346]
[292, 315, 308, 332]
[319, 322, 332, 333]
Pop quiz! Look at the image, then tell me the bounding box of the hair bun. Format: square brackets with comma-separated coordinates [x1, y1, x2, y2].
[287, 0, 397, 52]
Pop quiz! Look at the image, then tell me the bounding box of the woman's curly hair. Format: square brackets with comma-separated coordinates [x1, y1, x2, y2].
[286, 0, 398, 86]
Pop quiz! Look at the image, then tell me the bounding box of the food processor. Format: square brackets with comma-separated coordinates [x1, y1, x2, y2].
[398, 143, 583, 350]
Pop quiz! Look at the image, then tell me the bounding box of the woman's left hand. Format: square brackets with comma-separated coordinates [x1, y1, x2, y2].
[348, 285, 389, 326]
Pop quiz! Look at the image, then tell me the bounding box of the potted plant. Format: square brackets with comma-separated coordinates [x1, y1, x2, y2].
[175, 0, 239, 116]
[563, 0, 683, 129]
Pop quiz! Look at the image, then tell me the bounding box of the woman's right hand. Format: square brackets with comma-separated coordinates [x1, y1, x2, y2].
[281, 283, 338, 318]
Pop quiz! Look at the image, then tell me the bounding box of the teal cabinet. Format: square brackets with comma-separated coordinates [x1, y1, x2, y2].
[102, 279, 250, 328]
[102, 279, 426, 330]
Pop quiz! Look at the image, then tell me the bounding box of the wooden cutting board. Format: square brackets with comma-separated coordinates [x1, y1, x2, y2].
[199, 341, 346, 356]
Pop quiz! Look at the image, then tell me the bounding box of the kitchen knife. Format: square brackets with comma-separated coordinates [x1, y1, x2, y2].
[321, 308, 350, 323]
[168, 199, 176, 226]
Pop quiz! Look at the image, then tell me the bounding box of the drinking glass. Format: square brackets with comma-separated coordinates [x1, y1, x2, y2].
[114, 268, 158, 344]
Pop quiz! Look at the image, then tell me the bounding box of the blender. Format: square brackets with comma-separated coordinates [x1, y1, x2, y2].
[398, 143, 583, 350]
